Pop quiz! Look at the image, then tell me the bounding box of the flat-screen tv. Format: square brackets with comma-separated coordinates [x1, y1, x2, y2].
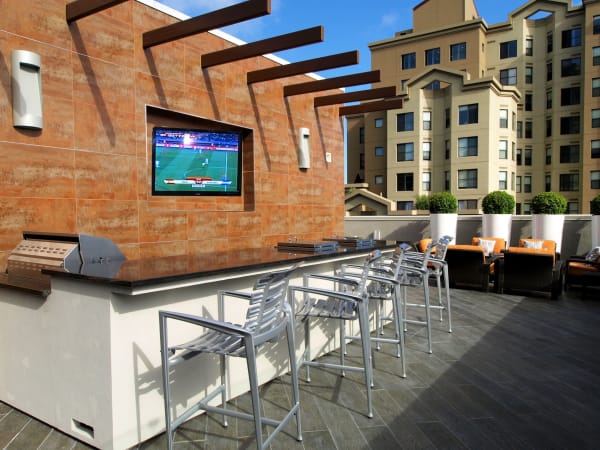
[151, 126, 243, 196]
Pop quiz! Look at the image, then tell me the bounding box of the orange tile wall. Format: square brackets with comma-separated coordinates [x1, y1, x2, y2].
[0, 0, 346, 268]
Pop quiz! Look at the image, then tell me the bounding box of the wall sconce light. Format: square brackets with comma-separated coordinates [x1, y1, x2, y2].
[11, 50, 43, 130]
[298, 127, 310, 169]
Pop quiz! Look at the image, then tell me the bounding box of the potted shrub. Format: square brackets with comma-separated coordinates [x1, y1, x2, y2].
[531, 191, 567, 253]
[481, 191, 515, 248]
[428, 192, 458, 244]
[415, 194, 430, 215]
[591, 193, 600, 247]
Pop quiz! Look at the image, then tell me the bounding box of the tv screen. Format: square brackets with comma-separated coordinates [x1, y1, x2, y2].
[151, 126, 242, 196]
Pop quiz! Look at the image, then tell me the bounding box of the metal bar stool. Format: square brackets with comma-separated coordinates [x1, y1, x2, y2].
[159, 264, 302, 450]
[288, 250, 388, 418]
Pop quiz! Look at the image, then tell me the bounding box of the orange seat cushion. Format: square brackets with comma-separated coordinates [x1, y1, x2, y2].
[567, 261, 600, 277]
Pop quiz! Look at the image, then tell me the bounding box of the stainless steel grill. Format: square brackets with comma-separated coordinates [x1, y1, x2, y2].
[4, 232, 125, 294]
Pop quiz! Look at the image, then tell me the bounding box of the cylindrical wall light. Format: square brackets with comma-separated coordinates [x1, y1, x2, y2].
[11, 50, 43, 130]
[298, 127, 310, 169]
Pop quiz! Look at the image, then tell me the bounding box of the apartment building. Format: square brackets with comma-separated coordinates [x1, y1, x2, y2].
[347, 0, 600, 214]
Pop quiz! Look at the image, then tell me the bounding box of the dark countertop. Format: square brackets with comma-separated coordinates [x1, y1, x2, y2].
[37, 243, 395, 292]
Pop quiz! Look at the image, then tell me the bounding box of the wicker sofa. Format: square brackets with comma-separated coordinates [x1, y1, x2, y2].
[499, 245, 563, 299]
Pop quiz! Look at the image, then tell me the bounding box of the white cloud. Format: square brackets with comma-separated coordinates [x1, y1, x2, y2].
[380, 13, 398, 27]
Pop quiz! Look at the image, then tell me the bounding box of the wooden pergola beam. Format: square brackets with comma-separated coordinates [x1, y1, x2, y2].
[284, 70, 380, 97]
[66, 0, 128, 22]
[143, 0, 271, 49]
[339, 98, 403, 116]
[202, 26, 324, 68]
[314, 86, 396, 107]
[247, 50, 359, 84]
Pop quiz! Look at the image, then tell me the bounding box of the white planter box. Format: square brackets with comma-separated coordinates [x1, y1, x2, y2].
[430, 213, 457, 245]
[482, 214, 512, 248]
[532, 214, 565, 253]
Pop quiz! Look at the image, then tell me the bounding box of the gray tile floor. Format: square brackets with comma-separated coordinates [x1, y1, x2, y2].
[1, 287, 599, 449]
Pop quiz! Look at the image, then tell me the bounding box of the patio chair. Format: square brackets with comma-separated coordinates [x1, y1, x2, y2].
[564, 247, 600, 297]
[289, 250, 394, 418]
[158, 264, 302, 450]
[445, 243, 500, 292]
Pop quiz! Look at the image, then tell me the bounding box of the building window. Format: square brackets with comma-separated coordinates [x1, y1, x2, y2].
[560, 116, 580, 134]
[561, 27, 581, 48]
[594, 15, 600, 34]
[374, 118, 383, 128]
[592, 171, 600, 189]
[517, 121, 522, 138]
[500, 68, 517, 85]
[516, 176, 522, 193]
[401, 79, 409, 91]
[561, 87, 580, 106]
[546, 118, 552, 137]
[375, 146, 384, 157]
[593, 109, 600, 128]
[525, 148, 532, 166]
[525, 93, 533, 111]
[499, 171, 508, 190]
[396, 112, 414, 132]
[512, 112, 516, 130]
[517, 148, 522, 165]
[500, 40, 517, 58]
[543, 173, 550, 192]
[359, 153, 365, 170]
[593, 78, 600, 97]
[560, 173, 579, 191]
[522, 203, 531, 214]
[402, 52, 416, 70]
[561, 57, 581, 76]
[524, 175, 532, 193]
[375, 175, 384, 185]
[547, 32, 553, 53]
[499, 140, 508, 159]
[422, 142, 431, 160]
[445, 140, 450, 159]
[458, 169, 478, 189]
[422, 111, 432, 130]
[526, 38, 533, 56]
[525, 66, 533, 84]
[525, 121, 533, 139]
[458, 104, 478, 124]
[560, 144, 580, 163]
[594, 47, 600, 66]
[422, 172, 431, 191]
[458, 136, 478, 157]
[425, 47, 440, 65]
[546, 90, 552, 109]
[397, 201, 414, 210]
[567, 202, 579, 214]
[359, 127, 364, 144]
[592, 140, 600, 158]
[546, 145, 552, 164]
[499, 109, 508, 128]
[396, 143, 414, 161]
[424, 80, 441, 90]
[450, 42, 466, 61]
[547, 62, 553, 81]
[512, 142, 516, 161]
[458, 200, 478, 210]
[445, 171, 450, 190]
[397, 173, 414, 191]
[445, 108, 450, 128]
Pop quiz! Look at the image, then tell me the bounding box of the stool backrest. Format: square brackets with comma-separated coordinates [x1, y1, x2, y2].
[244, 263, 301, 337]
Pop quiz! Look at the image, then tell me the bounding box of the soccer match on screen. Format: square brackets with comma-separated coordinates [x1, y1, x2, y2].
[152, 127, 241, 195]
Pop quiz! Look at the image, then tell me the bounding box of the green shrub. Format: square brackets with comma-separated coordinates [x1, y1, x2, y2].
[482, 191, 515, 214]
[531, 191, 567, 214]
[415, 194, 430, 210]
[591, 194, 600, 215]
[428, 192, 458, 214]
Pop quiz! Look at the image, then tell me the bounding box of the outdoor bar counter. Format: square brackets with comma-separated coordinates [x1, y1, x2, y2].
[0, 243, 392, 449]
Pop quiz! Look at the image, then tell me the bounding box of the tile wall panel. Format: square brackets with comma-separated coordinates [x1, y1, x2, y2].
[0, 0, 345, 266]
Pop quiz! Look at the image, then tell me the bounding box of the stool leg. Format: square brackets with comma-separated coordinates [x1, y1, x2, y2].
[304, 318, 311, 383]
[245, 338, 264, 450]
[357, 302, 373, 418]
[159, 315, 174, 450]
[443, 264, 452, 333]
[220, 354, 228, 427]
[286, 321, 303, 442]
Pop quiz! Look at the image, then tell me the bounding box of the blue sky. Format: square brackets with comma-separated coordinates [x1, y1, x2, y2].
[157, 0, 583, 82]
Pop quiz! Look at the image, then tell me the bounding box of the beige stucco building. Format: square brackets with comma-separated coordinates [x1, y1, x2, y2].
[347, 0, 600, 214]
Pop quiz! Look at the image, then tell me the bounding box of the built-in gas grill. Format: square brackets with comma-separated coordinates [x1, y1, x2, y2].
[2, 231, 125, 296]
